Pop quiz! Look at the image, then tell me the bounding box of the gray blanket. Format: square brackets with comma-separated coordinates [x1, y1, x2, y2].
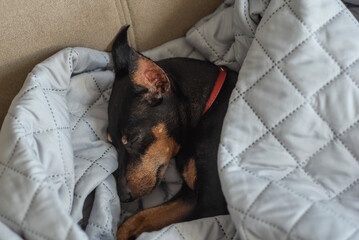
[1, 0, 359, 239]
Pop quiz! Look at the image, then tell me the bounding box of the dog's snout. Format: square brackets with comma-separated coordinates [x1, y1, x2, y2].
[118, 176, 134, 202]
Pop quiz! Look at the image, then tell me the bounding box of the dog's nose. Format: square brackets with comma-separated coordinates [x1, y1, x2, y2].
[117, 177, 134, 202]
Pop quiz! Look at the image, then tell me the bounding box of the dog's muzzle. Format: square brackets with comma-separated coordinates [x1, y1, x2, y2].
[117, 176, 134, 202]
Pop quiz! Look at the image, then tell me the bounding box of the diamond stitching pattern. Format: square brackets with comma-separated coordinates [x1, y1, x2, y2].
[218, 0, 359, 239]
[0, 48, 119, 239]
[1, 0, 359, 239]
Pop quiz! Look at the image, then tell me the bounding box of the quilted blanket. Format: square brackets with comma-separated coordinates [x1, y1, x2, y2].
[1, 0, 359, 239]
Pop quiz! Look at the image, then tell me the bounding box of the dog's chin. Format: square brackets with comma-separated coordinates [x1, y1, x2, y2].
[119, 190, 143, 203]
[119, 162, 168, 202]
[120, 187, 153, 203]
[121, 175, 165, 203]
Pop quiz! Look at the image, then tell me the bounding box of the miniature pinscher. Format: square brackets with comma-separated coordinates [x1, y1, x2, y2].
[107, 26, 238, 240]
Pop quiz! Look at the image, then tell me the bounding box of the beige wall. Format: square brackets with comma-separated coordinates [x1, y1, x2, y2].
[0, 0, 222, 125]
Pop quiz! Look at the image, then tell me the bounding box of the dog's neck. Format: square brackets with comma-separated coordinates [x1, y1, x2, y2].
[158, 58, 220, 128]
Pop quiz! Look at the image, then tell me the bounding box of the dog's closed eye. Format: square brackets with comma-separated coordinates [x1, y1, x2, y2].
[129, 136, 140, 145]
[122, 135, 141, 146]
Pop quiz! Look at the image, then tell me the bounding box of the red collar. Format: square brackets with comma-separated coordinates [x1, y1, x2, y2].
[202, 66, 227, 116]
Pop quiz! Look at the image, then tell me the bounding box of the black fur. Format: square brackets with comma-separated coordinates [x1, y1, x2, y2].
[108, 26, 238, 239]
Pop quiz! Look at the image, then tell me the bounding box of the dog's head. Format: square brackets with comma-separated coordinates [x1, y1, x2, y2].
[108, 26, 183, 202]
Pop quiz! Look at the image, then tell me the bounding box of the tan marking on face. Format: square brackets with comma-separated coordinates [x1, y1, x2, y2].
[121, 135, 128, 145]
[107, 134, 112, 143]
[126, 123, 180, 198]
[182, 158, 197, 191]
[117, 198, 194, 239]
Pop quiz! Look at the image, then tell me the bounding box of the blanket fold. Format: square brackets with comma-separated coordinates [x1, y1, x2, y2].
[0, 48, 119, 240]
[1, 0, 359, 239]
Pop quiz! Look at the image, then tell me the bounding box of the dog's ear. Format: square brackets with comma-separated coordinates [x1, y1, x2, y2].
[112, 25, 131, 77]
[128, 50, 170, 98]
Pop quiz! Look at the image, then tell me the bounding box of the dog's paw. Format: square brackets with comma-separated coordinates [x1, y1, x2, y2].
[116, 225, 136, 240]
[116, 215, 144, 240]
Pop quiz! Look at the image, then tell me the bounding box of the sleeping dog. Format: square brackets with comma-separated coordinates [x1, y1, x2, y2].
[107, 26, 238, 239]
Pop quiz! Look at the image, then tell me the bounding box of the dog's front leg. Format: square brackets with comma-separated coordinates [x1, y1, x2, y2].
[117, 186, 196, 240]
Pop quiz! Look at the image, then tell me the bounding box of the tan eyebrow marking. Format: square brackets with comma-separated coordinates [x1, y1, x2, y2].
[122, 135, 128, 145]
